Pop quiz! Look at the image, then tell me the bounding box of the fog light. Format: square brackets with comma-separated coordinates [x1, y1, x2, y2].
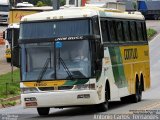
[24, 97, 37, 101]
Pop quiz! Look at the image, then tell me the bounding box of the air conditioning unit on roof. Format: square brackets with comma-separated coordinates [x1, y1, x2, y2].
[85, 1, 126, 12]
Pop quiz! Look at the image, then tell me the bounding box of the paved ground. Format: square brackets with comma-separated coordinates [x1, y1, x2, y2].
[0, 45, 5, 61]
[0, 26, 17, 75]
[0, 45, 17, 75]
[146, 20, 160, 33]
[0, 45, 12, 75]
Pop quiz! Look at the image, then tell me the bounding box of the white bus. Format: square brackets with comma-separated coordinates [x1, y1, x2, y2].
[4, 6, 52, 63]
[19, 6, 150, 116]
[16, 2, 34, 8]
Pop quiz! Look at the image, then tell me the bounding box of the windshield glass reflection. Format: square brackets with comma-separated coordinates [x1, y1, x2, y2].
[21, 40, 91, 81]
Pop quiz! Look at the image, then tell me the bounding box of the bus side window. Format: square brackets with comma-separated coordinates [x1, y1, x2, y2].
[115, 21, 124, 43]
[7, 29, 12, 44]
[141, 22, 147, 41]
[100, 20, 110, 43]
[130, 21, 138, 42]
[136, 22, 143, 41]
[108, 20, 117, 43]
[14, 29, 20, 46]
[92, 40, 102, 75]
[122, 21, 131, 42]
[92, 17, 100, 35]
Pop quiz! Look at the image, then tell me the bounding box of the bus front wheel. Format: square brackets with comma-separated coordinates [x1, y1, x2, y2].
[6, 58, 11, 63]
[37, 107, 50, 116]
[96, 88, 109, 112]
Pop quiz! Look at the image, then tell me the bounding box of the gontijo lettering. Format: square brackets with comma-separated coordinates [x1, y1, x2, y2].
[124, 48, 138, 60]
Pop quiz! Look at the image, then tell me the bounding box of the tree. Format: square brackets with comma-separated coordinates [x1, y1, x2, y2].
[36, 1, 47, 7]
[10, 0, 66, 7]
[29, 0, 52, 6]
[60, 0, 65, 6]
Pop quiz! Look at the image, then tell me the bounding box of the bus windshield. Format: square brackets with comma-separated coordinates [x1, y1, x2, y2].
[0, 5, 9, 12]
[21, 40, 91, 81]
[20, 19, 91, 39]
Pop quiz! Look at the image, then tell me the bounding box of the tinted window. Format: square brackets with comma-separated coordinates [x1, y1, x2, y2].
[100, 20, 109, 42]
[108, 20, 117, 42]
[136, 22, 143, 41]
[20, 19, 91, 39]
[130, 21, 137, 41]
[116, 21, 124, 42]
[142, 22, 147, 41]
[92, 17, 100, 35]
[123, 21, 131, 42]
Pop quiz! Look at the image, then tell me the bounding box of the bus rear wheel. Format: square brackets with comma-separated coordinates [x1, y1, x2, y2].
[37, 107, 50, 116]
[131, 82, 142, 103]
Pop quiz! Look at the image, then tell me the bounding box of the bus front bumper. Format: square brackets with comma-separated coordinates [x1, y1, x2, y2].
[21, 90, 101, 108]
[5, 49, 11, 58]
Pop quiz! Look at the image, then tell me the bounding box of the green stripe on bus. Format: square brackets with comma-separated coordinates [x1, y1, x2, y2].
[109, 47, 127, 88]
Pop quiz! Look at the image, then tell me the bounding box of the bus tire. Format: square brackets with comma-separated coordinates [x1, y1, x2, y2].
[37, 107, 50, 116]
[131, 81, 142, 103]
[138, 83, 142, 102]
[96, 86, 109, 112]
[96, 99, 108, 112]
[121, 96, 130, 103]
[6, 58, 11, 63]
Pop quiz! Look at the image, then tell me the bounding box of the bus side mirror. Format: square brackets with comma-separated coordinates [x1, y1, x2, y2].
[3, 31, 5, 39]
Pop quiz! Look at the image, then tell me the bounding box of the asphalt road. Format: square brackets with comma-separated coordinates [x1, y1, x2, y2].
[0, 25, 17, 75]
[0, 21, 160, 120]
[0, 25, 7, 32]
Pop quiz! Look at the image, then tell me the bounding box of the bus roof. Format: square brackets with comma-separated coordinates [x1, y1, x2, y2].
[7, 23, 19, 29]
[16, 2, 34, 7]
[21, 7, 144, 22]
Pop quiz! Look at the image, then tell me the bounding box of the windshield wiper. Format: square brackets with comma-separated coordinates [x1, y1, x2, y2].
[59, 57, 73, 79]
[37, 58, 50, 82]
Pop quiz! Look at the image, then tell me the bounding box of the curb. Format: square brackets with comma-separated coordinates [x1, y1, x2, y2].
[0, 95, 20, 108]
[1, 95, 20, 102]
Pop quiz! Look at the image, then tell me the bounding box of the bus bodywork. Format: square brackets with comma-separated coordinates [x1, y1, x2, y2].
[5, 23, 19, 62]
[19, 7, 150, 115]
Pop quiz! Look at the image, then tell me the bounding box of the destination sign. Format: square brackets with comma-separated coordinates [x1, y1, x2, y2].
[55, 36, 84, 41]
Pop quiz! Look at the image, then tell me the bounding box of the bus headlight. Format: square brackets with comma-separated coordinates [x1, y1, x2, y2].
[21, 87, 39, 94]
[73, 83, 95, 90]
